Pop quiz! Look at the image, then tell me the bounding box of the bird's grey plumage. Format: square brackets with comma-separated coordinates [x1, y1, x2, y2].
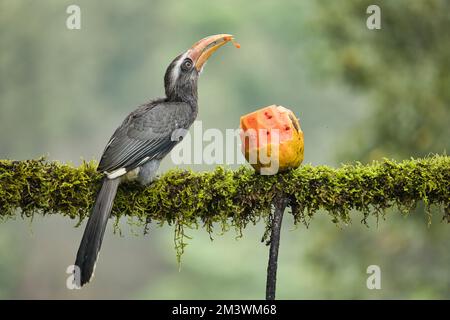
[74, 50, 201, 286]
[98, 100, 196, 174]
[138, 159, 161, 185]
[74, 177, 120, 286]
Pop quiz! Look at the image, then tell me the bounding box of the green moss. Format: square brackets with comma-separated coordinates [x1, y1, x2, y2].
[1, 155, 449, 259]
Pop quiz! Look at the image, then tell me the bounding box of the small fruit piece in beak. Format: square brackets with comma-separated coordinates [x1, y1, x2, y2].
[223, 35, 241, 48]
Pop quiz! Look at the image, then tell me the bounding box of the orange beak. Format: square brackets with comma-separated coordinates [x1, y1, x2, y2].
[187, 34, 237, 71]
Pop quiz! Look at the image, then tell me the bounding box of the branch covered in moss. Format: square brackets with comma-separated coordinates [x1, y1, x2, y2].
[0, 156, 449, 255]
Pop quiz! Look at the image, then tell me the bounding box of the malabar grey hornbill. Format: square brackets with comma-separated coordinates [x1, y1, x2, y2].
[74, 34, 237, 286]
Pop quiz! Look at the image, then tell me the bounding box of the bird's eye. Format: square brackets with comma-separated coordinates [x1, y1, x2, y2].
[181, 59, 193, 71]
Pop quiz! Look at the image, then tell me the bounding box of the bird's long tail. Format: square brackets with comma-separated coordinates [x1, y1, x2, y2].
[74, 177, 120, 286]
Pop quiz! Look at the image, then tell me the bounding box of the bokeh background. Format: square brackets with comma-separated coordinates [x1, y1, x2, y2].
[1, 0, 449, 299]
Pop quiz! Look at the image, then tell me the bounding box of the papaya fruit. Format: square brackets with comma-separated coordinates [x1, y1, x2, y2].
[240, 105, 304, 174]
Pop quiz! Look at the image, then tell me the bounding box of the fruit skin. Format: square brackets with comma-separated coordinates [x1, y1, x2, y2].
[240, 105, 304, 174]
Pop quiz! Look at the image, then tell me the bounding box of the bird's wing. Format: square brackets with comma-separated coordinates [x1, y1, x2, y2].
[97, 101, 192, 173]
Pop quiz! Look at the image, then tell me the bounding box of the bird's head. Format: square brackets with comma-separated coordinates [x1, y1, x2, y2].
[164, 34, 236, 104]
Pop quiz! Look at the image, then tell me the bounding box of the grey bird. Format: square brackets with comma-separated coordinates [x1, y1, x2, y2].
[74, 34, 236, 287]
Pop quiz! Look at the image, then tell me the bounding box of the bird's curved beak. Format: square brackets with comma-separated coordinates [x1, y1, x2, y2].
[188, 34, 237, 71]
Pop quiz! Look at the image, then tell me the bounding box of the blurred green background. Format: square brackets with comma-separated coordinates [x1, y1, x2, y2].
[0, 0, 449, 299]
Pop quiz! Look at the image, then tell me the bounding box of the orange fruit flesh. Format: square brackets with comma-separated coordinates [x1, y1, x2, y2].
[240, 105, 304, 173]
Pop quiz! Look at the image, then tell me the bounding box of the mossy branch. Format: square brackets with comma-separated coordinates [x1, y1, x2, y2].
[1, 155, 449, 257]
